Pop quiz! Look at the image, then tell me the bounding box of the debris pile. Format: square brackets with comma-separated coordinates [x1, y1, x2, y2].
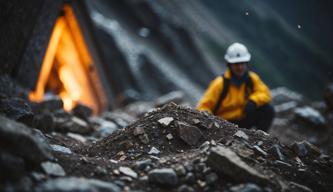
[0, 88, 333, 191]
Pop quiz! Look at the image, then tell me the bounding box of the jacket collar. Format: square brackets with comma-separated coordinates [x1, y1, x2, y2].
[223, 69, 250, 87]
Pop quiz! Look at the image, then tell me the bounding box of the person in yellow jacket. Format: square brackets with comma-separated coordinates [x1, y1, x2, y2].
[197, 43, 274, 131]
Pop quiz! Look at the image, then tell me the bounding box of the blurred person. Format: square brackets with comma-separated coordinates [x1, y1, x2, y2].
[197, 43, 274, 131]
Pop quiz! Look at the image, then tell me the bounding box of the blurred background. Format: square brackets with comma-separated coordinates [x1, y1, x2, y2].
[84, 0, 333, 104]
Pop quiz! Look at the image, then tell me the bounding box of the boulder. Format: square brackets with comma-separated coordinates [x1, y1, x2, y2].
[207, 146, 269, 184]
[0, 116, 53, 165]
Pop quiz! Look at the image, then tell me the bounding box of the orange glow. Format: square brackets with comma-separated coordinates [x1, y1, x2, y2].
[29, 4, 108, 114]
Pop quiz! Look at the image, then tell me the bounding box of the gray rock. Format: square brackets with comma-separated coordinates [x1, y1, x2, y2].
[274, 160, 292, 171]
[72, 103, 93, 119]
[35, 177, 121, 192]
[148, 147, 160, 155]
[177, 184, 195, 192]
[133, 126, 145, 136]
[57, 117, 92, 134]
[33, 113, 54, 133]
[0, 96, 33, 121]
[207, 146, 269, 184]
[148, 168, 178, 186]
[50, 145, 72, 155]
[234, 130, 249, 140]
[41, 161, 66, 177]
[0, 151, 26, 180]
[158, 117, 174, 127]
[135, 159, 152, 170]
[34, 97, 63, 113]
[290, 140, 321, 157]
[185, 172, 195, 184]
[230, 183, 263, 192]
[0, 116, 53, 164]
[119, 166, 138, 179]
[67, 133, 87, 143]
[294, 106, 326, 126]
[174, 165, 187, 176]
[177, 121, 202, 146]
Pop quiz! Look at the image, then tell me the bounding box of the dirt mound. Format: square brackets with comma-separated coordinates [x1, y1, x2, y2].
[86, 103, 273, 159]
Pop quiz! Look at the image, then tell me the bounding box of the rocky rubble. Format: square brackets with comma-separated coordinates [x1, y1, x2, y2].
[0, 88, 333, 191]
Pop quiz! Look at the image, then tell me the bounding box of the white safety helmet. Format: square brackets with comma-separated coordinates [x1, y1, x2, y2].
[224, 42, 251, 64]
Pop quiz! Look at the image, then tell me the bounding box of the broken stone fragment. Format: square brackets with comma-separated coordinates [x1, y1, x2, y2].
[207, 146, 269, 184]
[158, 117, 174, 127]
[119, 166, 138, 179]
[133, 126, 145, 136]
[234, 130, 249, 140]
[290, 140, 322, 158]
[192, 119, 201, 125]
[50, 144, 72, 155]
[57, 117, 92, 134]
[177, 184, 195, 192]
[41, 161, 66, 177]
[35, 177, 120, 192]
[148, 168, 178, 186]
[148, 147, 160, 155]
[66, 132, 87, 143]
[135, 159, 152, 170]
[253, 145, 268, 157]
[166, 133, 174, 140]
[177, 121, 202, 146]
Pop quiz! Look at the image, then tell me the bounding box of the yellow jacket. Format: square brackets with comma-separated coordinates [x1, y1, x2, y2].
[197, 70, 271, 121]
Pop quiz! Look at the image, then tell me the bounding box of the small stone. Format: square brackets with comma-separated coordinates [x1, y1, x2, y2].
[31, 172, 46, 181]
[41, 161, 66, 177]
[119, 166, 138, 179]
[136, 159, 152, 170]
[148, 147, 160, 155]
[158, 117, 174, 127]
[274, 160, 292, 171]
[254, 145, 268, 157]
[133, 126, 145, 136]
[50, 145, 72, 154]
[177, 184, 195, 192]
[148, 168, 178, 186]
[166, 133, 174, 140]
[234, 130, 249, 140]
[72, 103, 93, 119]
[177, 121, 202, 146]
[199, 141, 211, 152]
[95, 166, 108, 176]
[66, 133, 86, 143]
[197, 180, 206, 187]
[205, 172, 218, 184]
[192, 119, 201, 125]
[139, 133, 150, 144]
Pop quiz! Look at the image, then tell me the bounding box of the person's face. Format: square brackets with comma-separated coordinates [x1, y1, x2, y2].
[229, 63, 248, 78]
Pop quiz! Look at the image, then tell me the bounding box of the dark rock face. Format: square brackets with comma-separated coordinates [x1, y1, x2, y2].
[207, 146, 269, 184]
[0, 94, 33, 121]
[0, 116, 53, 165]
